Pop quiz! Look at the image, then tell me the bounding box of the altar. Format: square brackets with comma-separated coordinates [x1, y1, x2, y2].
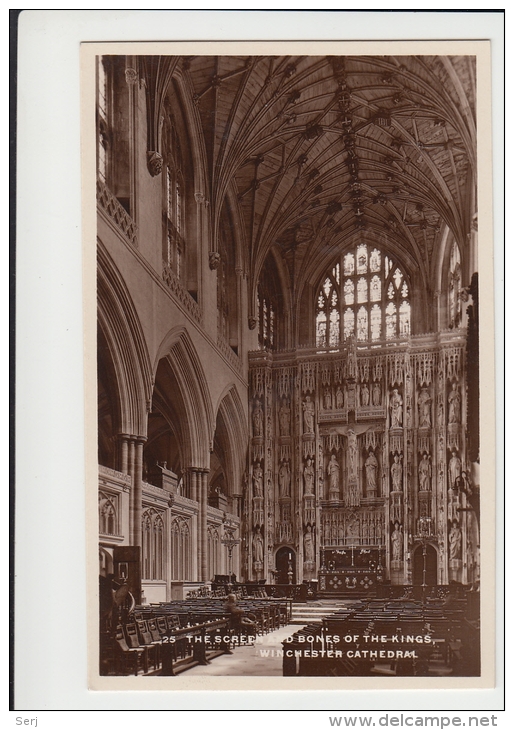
[318, 546, 384, 597]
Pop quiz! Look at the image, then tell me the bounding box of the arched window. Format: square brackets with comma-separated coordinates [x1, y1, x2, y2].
[170, 516, 191, 581]
[141, 508, 165, 580]
[162, 113, 185, 280]
[99, 491, 118, 535]
[316, 245, 410, 346]
[257, 254, 283, 351]
[448, 241, 462, 329]
[207, 526, 220, 581]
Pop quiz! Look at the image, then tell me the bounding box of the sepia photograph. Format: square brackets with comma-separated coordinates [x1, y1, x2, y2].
[85, 39, 495, 689]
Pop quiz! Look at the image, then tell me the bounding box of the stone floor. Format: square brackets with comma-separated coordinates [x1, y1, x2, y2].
[184, 624, 304, 676]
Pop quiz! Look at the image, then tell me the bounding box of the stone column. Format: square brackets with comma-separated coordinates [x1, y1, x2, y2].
[133, 438, 146, 548]
[128, 438, 136, 543]
[198, 469, 209, 582]
[118, 433, 130, 475]
[186, 467, 199, 503]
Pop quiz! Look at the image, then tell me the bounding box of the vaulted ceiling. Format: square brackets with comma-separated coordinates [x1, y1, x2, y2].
[154, 55, 476, 293]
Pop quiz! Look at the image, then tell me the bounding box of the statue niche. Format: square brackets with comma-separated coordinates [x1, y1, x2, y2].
[389, 388, 403, 428]
[418, 452, 432, 491]
[278, 398, 290, 436]
[448, 383, 461, 425]
[278, 460, 291, 498]
[252, 400, 264, 438]
[364, 449, 378, 497]
[327, 453, 340, 501]
[303, 396, 315, 434]
[303, 458, 315, 495]
[418, 387, 432, 428]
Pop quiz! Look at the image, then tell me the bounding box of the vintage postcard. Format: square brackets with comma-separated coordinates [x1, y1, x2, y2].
[82, 38, 495, 693]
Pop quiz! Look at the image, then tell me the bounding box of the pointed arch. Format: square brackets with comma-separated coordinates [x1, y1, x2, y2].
[153, 326, 214, 468]
[97, 243, 153, 438]
[214, 384, 248, 498]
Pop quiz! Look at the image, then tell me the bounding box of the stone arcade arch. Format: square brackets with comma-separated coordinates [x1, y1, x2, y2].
[97, 244, 153, 444]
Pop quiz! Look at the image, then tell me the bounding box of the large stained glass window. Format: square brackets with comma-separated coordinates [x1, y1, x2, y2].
[315, 244, 410, 346]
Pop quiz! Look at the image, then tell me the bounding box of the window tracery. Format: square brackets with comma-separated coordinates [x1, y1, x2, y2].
[315, 244, 411, 347]
[207, 526, 220, 581]
[99, 491, 118, 535]
[162, 113, 185, 279]
[141, 508, 165, 580]
[170, 516, 191, 581]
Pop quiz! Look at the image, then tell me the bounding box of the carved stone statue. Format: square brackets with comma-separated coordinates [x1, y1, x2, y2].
[208, 251, 221, 270]
[324, 388, 332, 410]
[253, 532, 264, 564]
[361, 383, 370, 407]
[448, 450, 462, 489]
[448, 383, 461, 424]
[418, 387, 432, 428]
[418, 453, 432, 491]
[391, 454, 403, 491]
[347, 429, 358, 480]
[372, 381, 381, 406]
[252, 400, 264, 437]
[278, 461, 291, 498]
[391, 522, 403, 561]
[447, 486, 460, 523]
[252, 463, 263, 497]
[390, 388, 403, 428]
[303, 396, 315, 434]
[304, 525, 315, 563]
[336, 386, 344, 409]
[365, 450, 378, 492]
[327, 454, 340, 498]
[449, 521, 462, 560]
[303, 458, 315, 495]
[278, 399, 290, 436]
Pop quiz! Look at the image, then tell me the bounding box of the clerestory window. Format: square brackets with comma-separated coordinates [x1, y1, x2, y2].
[162, 114, 185, 279]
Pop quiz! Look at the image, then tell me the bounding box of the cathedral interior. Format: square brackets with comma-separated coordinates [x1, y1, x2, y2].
[97, 53, 481, 676]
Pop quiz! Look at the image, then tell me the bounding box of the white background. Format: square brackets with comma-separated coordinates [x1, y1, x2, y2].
[13, 7, 505, 722]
